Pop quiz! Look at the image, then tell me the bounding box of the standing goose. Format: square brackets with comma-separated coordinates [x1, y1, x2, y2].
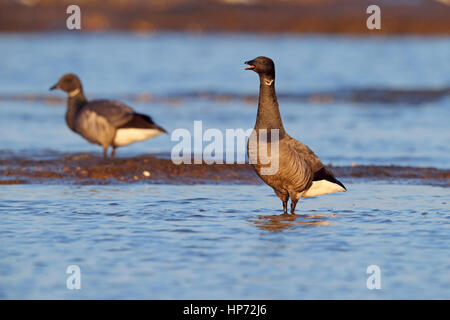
[245, 56, 346, 214]
[50, 74, 166, 159]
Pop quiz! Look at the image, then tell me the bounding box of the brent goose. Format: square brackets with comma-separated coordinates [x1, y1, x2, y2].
[245, 56, 346, 214]
[50, 74, 166, 159]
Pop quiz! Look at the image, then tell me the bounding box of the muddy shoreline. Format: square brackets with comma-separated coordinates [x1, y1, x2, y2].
[1, 0, 449, 35]
[1, 153, 448, 186]
[2, 87, 450, 106]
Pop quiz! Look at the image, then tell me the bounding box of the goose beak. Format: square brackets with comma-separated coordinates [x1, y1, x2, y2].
[244, 60, 255, 70]
[49, 83, 58, 90]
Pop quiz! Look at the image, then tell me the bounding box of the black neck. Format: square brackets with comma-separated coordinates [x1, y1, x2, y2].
[65, 91, 87, 132]
[254, 74, 285, 137]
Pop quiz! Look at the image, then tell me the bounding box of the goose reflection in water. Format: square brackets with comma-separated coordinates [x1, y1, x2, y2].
[252, 213, 337, 232]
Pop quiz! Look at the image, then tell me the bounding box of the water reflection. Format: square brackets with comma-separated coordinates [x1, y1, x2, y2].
[252, 213, 337, 232]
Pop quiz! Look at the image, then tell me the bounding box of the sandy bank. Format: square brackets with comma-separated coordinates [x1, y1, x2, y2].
[1, 0, 449, 35]
[1, 153, 448, 186]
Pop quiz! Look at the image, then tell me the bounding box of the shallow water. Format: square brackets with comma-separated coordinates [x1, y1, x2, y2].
[0, 33, 449, 167]
[1, 98, 450, 168]
[0, 33, 449, 299]
[0, 182, 449, 299]
[1, 33, 450, 95]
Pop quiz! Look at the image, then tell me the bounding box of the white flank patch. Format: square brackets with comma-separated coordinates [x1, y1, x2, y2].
[114, 128, 163, 146]
[301, 180, 346, 198]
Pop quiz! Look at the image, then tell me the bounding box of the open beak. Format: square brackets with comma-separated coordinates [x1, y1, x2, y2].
[49, 83, 58, 90]
[244, 60, 255, 70]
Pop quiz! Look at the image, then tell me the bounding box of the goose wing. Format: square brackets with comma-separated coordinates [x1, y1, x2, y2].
[285, 136, 346, 196]
[285, 135, 324, 173]
[118, 113, 167, 132]
[285, 135, 345, 184]
[84, 100, 135, 128]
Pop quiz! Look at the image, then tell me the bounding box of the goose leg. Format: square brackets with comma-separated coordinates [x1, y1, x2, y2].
[103, 146, 109, 160]
[289, 191, 300, 214]
[111, 146, 117, 159]
[290, 197, 301, 214]
[275, 190, 289, 215]
[289, 190, 300, 214]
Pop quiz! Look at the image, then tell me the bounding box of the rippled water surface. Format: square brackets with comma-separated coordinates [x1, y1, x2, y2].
[1, 183, 449, 299]
[0, 33, 449, 299]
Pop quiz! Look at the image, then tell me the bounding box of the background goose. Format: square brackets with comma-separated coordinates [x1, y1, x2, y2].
[50, 74, 166, 159]
[245, 56, 346, 214]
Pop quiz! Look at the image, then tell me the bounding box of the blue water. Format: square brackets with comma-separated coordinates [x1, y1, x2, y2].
[0, 183, 449, 299]
[0, 33, 449, 299]
[1, 33, 449, 167]
[1, 33, 450, 95]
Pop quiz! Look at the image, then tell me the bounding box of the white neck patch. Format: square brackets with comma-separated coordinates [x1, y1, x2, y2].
[264, 79, 274, 86]
[69, 88, 80, 97]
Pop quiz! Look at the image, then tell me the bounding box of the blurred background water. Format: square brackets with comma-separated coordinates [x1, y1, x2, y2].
[0, 33, 449, 299]
[0, 33, 449, 167]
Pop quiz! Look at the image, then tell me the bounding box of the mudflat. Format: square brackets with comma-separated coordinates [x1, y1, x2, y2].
[1, 0, 449, 34]
[1, 153, 448, 186]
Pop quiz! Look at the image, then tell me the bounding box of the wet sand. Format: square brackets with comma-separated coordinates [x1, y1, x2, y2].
[1, 153, 448, 186]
